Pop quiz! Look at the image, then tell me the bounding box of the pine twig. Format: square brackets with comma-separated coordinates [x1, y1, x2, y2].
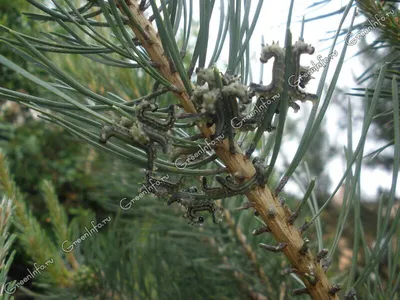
[208, 236, 268, 300]
[117, 2, 339, 299]
[0, 196, 17, 298]
[222, 204, 275, 295]
[355, 0, 399, 46]
[40, 180, 79, 270]
[0, 152, 71, 287]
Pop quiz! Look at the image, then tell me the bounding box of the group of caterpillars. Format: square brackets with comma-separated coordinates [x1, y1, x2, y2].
[250, 38, 318, 111]
[191, 38, 318, 157]
[99, 101, 175, 170]
[142, 158, 266, 224]
[98, 38, 318, 224]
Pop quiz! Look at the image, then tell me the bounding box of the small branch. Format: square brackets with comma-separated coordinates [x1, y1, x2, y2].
[119, 2, 339, 299]
[252, 226, 271, 236]
[329, 284, 342, 296]
[292, 287, 309, 296]
[317, 248, 329, 262]
[222, 205, 275, 295]
[259, 242, 288, 253]
[299, 237, 310, 255]
[287, 179, 316, 225]
[207, 228, 269, 300]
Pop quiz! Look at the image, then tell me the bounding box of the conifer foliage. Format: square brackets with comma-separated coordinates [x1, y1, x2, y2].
[0, 1, 399, 299]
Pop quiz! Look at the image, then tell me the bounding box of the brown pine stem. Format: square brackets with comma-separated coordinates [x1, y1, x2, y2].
[118, 1, 339, 299]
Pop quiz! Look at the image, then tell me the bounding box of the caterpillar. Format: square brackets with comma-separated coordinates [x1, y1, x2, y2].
[191, 67, 251, 154]
[135, 101, 175, 131]
[289, 38, 318, 103]
[250, 38, 317, 103]
[245, 38, 318, 158]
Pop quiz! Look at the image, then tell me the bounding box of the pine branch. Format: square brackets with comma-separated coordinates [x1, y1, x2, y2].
[0, 197, 16, 299]
[117, 1, 339, 299]
[206, 227, 269, 300]
[0, 152, 71, 287]
[222, 204, 274, 295]
[355, 0, 400, 46]
[40, 180, 79, 270]
[220, 254, 268, 300]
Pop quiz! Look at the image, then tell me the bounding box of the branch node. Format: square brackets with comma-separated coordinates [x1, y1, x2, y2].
[233, 171, 246, 181]
[281, 203, 292, 218]
[259, 242, 288, 253]
[151, 61, 161, 69]
[299, 237, 310, 255]
[288, 181, 315, 225]
[275, 175, 289, 195]
[267, 206, 277, 218]
[287, 212, 298, 225]
[252, 226, 271, 236]
[234, 202, 255, 212]
[168, 57, 177, 73]
[322, 258, 331, 272]
[304, 272, 317, 285]
[299, 220, 312, 234]
[139, 0, 147, 11]
[329, 283, 342, 295]
[281, 267, 298, 275]
[292, 287, 309, 296]
[317, 248, 329, 262]
[344, 288, 356, 299]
